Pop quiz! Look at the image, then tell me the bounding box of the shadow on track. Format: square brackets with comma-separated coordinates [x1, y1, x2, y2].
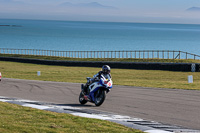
[55, 104, 93, 107]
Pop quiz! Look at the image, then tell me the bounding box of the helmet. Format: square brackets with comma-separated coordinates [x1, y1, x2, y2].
[102, 65, 111, 74]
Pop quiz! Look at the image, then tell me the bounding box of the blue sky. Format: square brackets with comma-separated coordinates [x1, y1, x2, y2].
[0, 0, 200, 24]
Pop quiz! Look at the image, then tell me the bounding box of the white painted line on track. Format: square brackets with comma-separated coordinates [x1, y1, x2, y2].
[0, 99, 8, 102]
[70, 113, 112, 120]
[145, 130, 172, 133]
[22, 104, 50, 110]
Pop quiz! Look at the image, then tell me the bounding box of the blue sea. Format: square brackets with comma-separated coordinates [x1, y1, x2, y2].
[0, 19, 200, 55]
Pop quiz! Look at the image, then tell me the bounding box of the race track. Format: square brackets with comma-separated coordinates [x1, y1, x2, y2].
[0, 78, 200, 130]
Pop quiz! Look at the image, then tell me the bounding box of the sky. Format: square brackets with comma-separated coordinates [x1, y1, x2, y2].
[0, 0, 200, 24]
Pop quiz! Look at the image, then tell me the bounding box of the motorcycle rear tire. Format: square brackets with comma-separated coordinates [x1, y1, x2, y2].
[95, 90, 106, 106]
[79, 91, 87, 105]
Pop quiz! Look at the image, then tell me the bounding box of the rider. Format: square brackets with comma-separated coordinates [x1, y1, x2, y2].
[82, 65, 112, 94]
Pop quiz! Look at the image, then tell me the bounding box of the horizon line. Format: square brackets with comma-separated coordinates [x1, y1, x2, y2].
[1, 18, 200, 25]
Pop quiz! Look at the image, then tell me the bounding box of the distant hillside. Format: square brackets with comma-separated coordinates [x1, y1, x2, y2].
[59, 2, 117, 9]
[186, 7, 200, 12]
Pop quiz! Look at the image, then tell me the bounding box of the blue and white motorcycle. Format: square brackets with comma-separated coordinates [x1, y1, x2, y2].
[79, 74, 113, 106]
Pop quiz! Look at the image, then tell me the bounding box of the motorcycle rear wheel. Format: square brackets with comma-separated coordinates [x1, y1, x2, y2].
[94, 90, 106, 106]
[79, 91, 87, 105]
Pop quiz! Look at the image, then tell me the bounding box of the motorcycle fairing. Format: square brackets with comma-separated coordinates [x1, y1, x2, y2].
[89, 82, 102, 102]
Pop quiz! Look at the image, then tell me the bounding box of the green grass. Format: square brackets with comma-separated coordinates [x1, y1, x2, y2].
[0, 61, 200, 90]
[0, 102, 142, 133]
[1, 53, 200, 63]
[0, 58, 199, 132]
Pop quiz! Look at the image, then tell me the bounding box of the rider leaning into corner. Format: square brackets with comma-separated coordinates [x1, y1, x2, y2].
[82, 65, 112, 94]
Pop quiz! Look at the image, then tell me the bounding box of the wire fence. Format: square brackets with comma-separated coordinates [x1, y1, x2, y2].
[0, 48, 200, 60]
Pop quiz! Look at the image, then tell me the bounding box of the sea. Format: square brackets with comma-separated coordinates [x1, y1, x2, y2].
[0, 19, 200, 55]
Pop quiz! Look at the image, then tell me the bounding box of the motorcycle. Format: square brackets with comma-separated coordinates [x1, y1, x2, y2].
[79, 74, 113, 106]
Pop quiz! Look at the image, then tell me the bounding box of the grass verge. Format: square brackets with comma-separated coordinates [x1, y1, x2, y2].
[0, 102, 142, 133]
[0, 61, 200, 90]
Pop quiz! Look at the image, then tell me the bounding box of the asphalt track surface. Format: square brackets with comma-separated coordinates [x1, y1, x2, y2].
[0, 78, 200, 130]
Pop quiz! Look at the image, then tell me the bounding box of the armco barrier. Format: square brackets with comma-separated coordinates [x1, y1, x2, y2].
[0, 57, 199, 72]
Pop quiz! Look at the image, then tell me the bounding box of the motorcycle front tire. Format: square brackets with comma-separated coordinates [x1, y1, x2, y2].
[95, 90, 106, 106]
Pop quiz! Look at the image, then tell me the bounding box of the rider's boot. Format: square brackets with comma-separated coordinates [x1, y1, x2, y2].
[81, 84, 88, 94]
[81, 84, 85, 94]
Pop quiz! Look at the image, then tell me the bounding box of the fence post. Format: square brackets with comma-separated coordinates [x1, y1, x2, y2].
[139, 51, 140, 59]
[143, 51, 145, 59]
[81, 51, 83, 58]
[186, 52, 188, 60]
[168, 51, 169, 59]
[152, 51, 154, 59]
[136, 51, 137, 58]
[163, 51, 164, 59]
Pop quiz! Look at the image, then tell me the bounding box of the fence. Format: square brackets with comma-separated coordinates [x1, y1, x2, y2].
[0, 48, 200, 60]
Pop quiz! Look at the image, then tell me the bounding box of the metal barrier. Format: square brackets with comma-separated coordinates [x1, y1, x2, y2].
[0, 48, 200, 60]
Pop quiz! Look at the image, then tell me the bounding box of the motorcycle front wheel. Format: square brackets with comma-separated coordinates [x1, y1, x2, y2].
[94, 90, 106, 106]
[79, 91, 87, 105]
